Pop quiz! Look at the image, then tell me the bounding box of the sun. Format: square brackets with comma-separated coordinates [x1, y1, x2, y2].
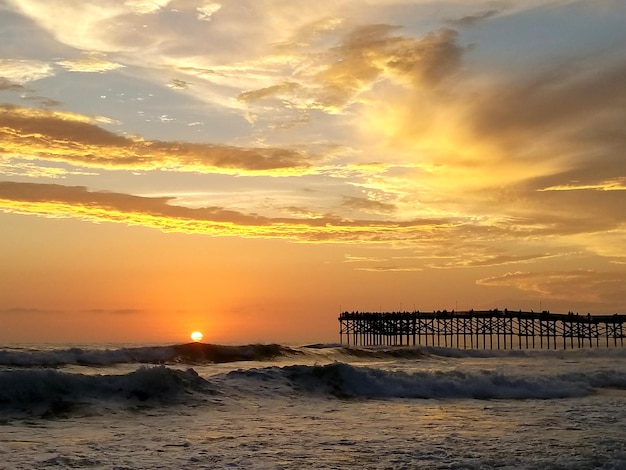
[190, 331, 203, 342]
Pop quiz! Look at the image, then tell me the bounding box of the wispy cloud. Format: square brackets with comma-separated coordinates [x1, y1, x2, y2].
[0, 58, 54, 83]
[447, 9, 501, 28]
[240, 25, 465, 120]
[477, 270, 626, 305]
[86, 308, 144, 315]
[0, 307, 63, 315]
[0, 159, 97, 179]
[57, 52, 124, 73]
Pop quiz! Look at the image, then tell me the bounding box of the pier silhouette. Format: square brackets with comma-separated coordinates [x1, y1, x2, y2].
[339, 310, 626, 349]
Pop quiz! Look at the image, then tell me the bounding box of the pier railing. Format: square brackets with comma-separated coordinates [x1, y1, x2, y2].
[338, 310, 626, 349]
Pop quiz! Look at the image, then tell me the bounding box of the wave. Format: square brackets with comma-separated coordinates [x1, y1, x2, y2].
[3, 342, 626, 368]
[3, 360, 626, 418]
[228, 362, 626, 400]
[0, 343, 300, 367]
[0, 366, 216, 418]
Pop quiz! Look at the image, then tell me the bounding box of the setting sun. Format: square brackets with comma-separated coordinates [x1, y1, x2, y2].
[190, 331, 203, 342]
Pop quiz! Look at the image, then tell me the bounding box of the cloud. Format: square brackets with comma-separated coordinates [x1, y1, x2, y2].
[167, 78, 191, 89]
[355, 266, 422, 272]
[0, 307, 62, 315]
[353, 24, 626, 252]
[433, 252, 567, 269]
[240, 25, 466, 118]
[447, 9, 500, 27]
[124, 0, 172, 14]
[6, 1, 131, 52]
[7, 179, 611, 265]
[197, 2, 222, 21]
[476, 270, 626, 305]
[3, 1, 625, 271]
[539, 178, 626, 192]
[0, 104, 317, 175]
[238, 82, 301, 104]
[469, 63, 626, 156]
[57, 53, 124, 73]
[0, 159, 97, 179]
[86, 308, 144, 315]
[0, 78, 24, 91]
[0, 181, 453, 242]
[340, 195, 396, 214]
[0, 58, 54, 83]
[4, 2, 467, 130]
[344, 254, 387, 263]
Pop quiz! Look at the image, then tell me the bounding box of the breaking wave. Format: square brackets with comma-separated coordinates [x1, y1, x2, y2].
[0, 366, 215, 418]
[3, 360, 626, 418]
[229, 362, 626, 400]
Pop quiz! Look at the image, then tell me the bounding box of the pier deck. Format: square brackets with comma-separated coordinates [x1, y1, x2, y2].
[338, 310, 626, 349]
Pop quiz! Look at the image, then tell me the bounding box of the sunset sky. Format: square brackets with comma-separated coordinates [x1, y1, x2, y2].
[1, 0, 625, 344]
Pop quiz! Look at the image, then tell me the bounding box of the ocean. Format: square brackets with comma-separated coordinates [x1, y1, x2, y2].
[1, 342, 626, 469]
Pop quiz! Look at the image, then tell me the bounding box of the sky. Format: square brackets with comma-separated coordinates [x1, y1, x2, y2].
[1, 0, 625, 344]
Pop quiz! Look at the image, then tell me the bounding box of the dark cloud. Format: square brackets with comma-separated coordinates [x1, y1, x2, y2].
[315, 25, 464, 107]
[340, 195, 396, 214]
[167, 78, 191, 89]
[238, 82, 301, 103]
[470, 63, 626, 156]
[22, 96, 62, 107]
[384, 28, 464, 86]
[447, 9, 500, 28]
[428, 60, 626, 241]
[0, 104, 130, 146]
[0, 78, 24, 91]
[0, 79, 61, 106]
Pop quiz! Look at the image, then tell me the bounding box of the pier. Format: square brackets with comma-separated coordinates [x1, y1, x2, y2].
[338, 310, 626, 349]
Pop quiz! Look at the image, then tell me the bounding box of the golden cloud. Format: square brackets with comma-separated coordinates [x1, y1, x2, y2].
[240, 25, 465, 115]
[0, 58, 54, 83]
[0, 181, 452, 243]
[0, 104, 317, 175]
[56, 53, 124, 73]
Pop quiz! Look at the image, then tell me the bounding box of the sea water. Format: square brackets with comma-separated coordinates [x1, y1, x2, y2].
[1, 343, 626, 469]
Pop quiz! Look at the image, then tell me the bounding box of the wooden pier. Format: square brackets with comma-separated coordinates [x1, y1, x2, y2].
[339, 310, 626, 349]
